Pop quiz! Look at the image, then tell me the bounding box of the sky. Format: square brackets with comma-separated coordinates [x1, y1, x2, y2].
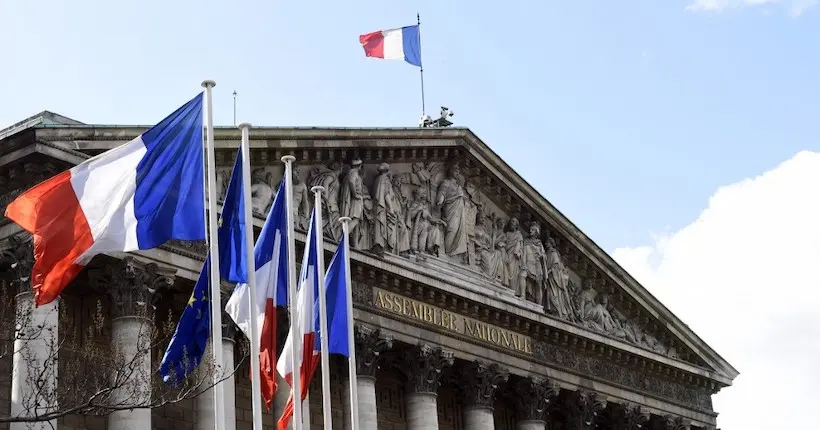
[1, 0, 818, 427]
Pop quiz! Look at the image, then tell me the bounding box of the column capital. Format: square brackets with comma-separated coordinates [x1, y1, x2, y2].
[354, 325, 393, 378]
[0, 234, 34, 295]
[605, 402, 650, 430]
[90, 257, 175, 319]
[402, 343, 454, 394]
[562, 390, 607, 430]
[513, 376, 560, 422]
[656, 415, 691, 430]
[459, 361, 509, 410]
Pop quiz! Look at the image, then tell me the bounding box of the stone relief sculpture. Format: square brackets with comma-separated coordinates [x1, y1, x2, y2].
[229, 156, 678, 358]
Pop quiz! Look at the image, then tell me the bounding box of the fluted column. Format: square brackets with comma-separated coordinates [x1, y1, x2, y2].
[561, 390, 607, 430]
[402, 344, 453, 430]
[512, 377, 560, 430]
[92, 257, 174, 430]
[4, 236, 59, 430]
[342, 325, 393, 430]
[196, 294, 238, 430]
[460, 361, 509, 430]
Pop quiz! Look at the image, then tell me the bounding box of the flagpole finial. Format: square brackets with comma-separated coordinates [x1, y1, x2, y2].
[238, 122, 252, 130]
[310, 185, 325, 195]
[338, 216, 352, 226]
[201, 80, 216, 88]
[281, 155, 296, 165]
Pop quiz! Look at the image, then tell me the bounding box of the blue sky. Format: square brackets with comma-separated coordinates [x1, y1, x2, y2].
[1, 0, 818, 251]
[3, 1, 820, 428]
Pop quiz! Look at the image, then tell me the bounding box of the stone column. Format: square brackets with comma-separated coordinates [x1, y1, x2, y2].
[561, 390, 607, 430]
[342, 325, 393, 430]
[512, 377, 560, 430]
[4, 236, 59, 430]
[402, 344, 453, 430]
[92, 257, 174, 430]
[196, 303, 238, 430]
[460, 361, 509, 430]
[603, 402, 650, 430]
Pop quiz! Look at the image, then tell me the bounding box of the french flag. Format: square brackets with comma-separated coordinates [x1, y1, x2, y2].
[5, 94, 205, 306]
[276, 207, 322, 430]
[225, 178, 290, 409]
[359, 25, 422, 67]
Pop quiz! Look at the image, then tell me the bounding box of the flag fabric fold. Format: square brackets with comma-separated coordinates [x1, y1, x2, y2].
[5, 94, 205, 306]
[159, 148, 249, 384]
[276, 208, 321, 430]
[359, 25, 421, 67]
[225, 178, 290, 409]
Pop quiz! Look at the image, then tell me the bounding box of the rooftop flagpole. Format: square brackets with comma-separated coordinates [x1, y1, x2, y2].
[417, 12, 426, 117]
[201, 79, 227, 430]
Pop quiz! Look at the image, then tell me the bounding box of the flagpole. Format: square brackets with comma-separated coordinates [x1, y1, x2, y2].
[238, 123, 265, 430]
[417, 12, 426, 117]
[339, 217, 360, 430]
[311, 187, 333, 430]
[281, 155, 304, 430]
[201, 80, 226, 430]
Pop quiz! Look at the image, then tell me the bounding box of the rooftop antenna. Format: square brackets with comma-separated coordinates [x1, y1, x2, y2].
[232, 90, 238, 126]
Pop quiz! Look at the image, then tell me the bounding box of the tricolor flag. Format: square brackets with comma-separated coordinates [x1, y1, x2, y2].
[359, 25, 422, 67]
[5, 94, 205, 305]
[225, 178, 290, 409]
[276, 207, 322, 430]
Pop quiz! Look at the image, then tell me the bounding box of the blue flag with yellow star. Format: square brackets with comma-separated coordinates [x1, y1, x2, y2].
[159, 149, 249, 384]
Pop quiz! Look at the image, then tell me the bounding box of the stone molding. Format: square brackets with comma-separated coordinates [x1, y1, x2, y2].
[512, 376, 560, 422]
[401, 343, 454, 394]
[354, 324, 393, 378]
[561, 390, 607, 430]
[459, 361, 509, 410]
[89, 257, 175, 319]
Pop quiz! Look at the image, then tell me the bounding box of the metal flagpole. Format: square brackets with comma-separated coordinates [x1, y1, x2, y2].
[238, 123, 265, 430]
[281, 155, 304, 430]
[233, 91, 238, 126]
[339, 217, 360, 430]
[417, 12, 426, 117]
[201, 80, 227, 430]
[311, 187, 333, 430]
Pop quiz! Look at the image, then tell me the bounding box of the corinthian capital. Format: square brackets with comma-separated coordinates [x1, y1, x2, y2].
[513, 376, 561, 422]
[354, 325, 393, 378]
[0, 234, 34, 294]
[604, 402, 650, 430]
[90, 257, 175, 319]
[460, 361, 509, 410]
[562, 390, 607, 430]
[401, 343, 454, 394]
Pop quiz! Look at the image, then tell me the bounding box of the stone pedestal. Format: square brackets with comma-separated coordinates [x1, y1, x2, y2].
[342, 325, 393, 430]
[402, 344, 453, 430]
[10, 292, 59, 430]
[460, 361, 509, 430]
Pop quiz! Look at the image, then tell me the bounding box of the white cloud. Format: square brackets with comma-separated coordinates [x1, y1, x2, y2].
[686, 0, 817, 15]
[612, 151, 820, 429]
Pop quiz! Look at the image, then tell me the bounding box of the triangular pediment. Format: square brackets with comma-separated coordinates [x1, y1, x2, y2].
[3, 123, 738, 388]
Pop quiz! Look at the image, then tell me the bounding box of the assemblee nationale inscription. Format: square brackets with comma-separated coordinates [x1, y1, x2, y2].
[373, 288, 533, 354]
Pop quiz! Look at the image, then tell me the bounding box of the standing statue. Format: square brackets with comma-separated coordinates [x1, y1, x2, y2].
[435, 162, 469, 262]
[308, 161, 344, 239]
[406, 187, 444, 256]
[409, 162, 433, 203]
[544, 237, 575, 320]
[503, 218, 524, 291]
[518, 222, 548, 305]
[278, 166, 309, 230]
[391, 174, 411, 255]
[473, 211, 504, 281]
[372, 163, 400, 254]
[340, 159, 370, 249]
[250, 168, 273, 215]
[215, 168, 230, 202]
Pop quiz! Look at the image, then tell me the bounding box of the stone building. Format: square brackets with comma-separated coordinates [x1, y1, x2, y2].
[0, 111, 737, 430]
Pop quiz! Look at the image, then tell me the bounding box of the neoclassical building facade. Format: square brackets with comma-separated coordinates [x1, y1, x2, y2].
[0, 111, 737, 430]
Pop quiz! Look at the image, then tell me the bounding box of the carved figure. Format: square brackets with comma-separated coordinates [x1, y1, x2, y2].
[251, 168, 273, 215]
[340, 159, 371, 249]
[503, 218, 524, 291]
[544, 237, 575, 320]
[473, 211, 504, 281]
[406, 187, 444, 256]
[519, 222, 549, 305]
[215, 168, 230, 202]
[308, 161, 344, 238]
[372, 163, 402, 255]
[391, 174, 411, 255]
[409, 162, 433, 202]
[280, 166, 309, 230]
[435, 162, 469, 262]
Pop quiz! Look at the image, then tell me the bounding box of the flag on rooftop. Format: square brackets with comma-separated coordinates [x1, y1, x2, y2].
[4, 94, 205, 306]
[359, 25, 422, 67]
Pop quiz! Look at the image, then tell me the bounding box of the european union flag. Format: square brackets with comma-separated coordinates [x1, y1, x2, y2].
[159, 148, 249, 384]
